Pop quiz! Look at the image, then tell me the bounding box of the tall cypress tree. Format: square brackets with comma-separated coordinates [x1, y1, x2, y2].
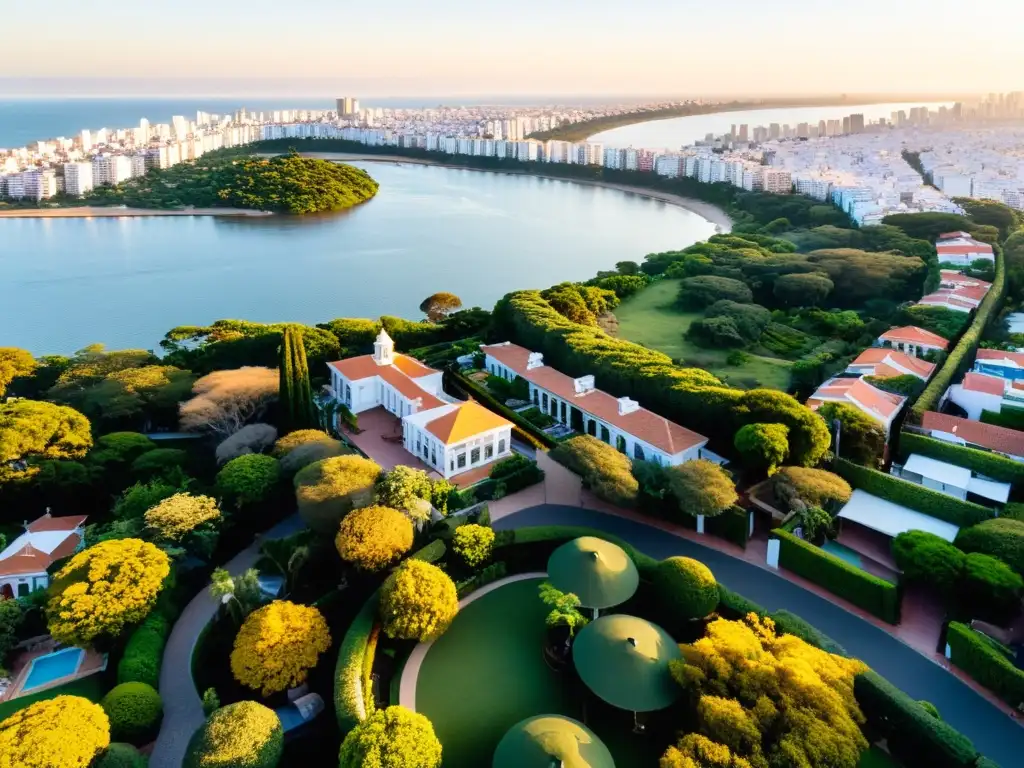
[279, 326, 316, 433]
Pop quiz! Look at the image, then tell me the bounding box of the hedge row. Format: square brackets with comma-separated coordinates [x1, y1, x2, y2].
[900, 432, 1024, 485]
[495, 525, 659, 576]
[773, 529, 900, 624]
[946, 621, 1024, 708]
[855, 670, 982, 768]
[705, 506, 750, 549]
[334, 591, 379, 733]
[981, 405, 1024, 431]
[117, 587, 182, 688]
[463, 463, 545, 503]
[443, 368, 556, 450]
[835, 458, 992, 527]
[910, 246, 1006, 421]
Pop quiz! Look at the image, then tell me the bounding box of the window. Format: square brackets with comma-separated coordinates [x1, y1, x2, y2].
[542, 393, 548, 409]
[634, 443, 645, 461]
[471, 447, 481, 464]
[616, 435, 627, 453]
[485, 444, 494, 459]
[560, 401, 566, 423]
[532, 389, 539, 405]
[587, 420, 597, 437]
[549, 397, 557, 417]
[450, 458, 455, 472]
[344, 384, 352, 406]
[600, 425, 610, 443]
[498, 439, 506, 454]
[17, 582, 29, 597]
[423, 444, 429, 459]
[457, 453, 467, 469]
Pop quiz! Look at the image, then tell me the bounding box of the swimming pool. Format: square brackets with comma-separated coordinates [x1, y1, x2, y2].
[21, 648, 84, 692]
[821, 540, 864, 569]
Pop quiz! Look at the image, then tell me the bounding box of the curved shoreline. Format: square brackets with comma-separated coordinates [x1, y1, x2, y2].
[0, 205, 273, 219]
[286, 151, 734, 232]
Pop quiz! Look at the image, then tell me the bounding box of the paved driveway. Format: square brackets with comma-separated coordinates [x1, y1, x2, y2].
[497, 504, 1023, 766]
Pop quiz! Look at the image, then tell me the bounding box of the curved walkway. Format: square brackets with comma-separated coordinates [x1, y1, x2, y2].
[497, 504, 1023, 767]
[149, 514, 305, 768]
[398, 572, 546, 712]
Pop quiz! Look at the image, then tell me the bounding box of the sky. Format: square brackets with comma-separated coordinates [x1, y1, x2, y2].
[4, 0, 1022, 97]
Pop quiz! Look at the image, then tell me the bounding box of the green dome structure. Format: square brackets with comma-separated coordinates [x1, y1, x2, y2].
[572, 614, 681, 712]
[546, 537, 639, 610]
[492, 715, 615, 768]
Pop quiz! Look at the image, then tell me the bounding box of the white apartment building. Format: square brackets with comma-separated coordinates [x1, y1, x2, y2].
[92, 154, 133, 186]
[21, 169, 57, 201]
[63, 162, 94, 196]
[762, 169, 793, 194]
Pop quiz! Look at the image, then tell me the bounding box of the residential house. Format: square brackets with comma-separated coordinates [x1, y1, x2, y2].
[973, 348, 1024, 381]
[945, 371, 1024, 419]
[480, 342, 712, 466]
[935, 231, 994, 266]
[846, 348, 936, 381]
[920, 411, 1024, 462]
[877, 326, 949, 358]
[327, 330, 514, 479]
[0, 513, 87, 599]
[892, 453, 1010, 507]
[806, 376, 906, 436]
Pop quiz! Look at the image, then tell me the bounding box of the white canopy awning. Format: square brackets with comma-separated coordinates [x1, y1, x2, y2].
[967, 476, 1012, 504]
[838, 489, 960, 542]
[903, 454, 971, 490]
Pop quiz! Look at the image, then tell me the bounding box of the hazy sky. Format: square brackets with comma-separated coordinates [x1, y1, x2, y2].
[5, 0, 1022, 97]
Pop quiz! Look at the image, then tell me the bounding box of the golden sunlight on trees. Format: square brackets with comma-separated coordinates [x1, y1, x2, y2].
[335, 505, 414, 572]
[379, 560, 459, 642]
[179, 367, 278, 437]
[0, 695, 110, 768]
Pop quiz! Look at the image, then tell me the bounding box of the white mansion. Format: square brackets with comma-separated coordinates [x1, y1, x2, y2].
[481, 342, 714, 466]
[328, 330, 514, 479]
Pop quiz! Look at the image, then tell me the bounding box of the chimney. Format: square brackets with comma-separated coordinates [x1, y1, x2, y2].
[573, 375, 595, 395]
[526, 352, 544, 370]
[618, 396, 640, 416]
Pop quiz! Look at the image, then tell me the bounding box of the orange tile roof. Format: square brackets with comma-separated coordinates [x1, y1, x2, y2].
[850, 349, 935, 380]
[329, 355, 384, 381]
[483, 342, 707, 455]
[425, 401, 512, 444]
[328, 355, 445, 411]
[392, 355, 437, 378]
[27, 514, 87, 533]
[976, 348, 1024, 367]
[937, 244, 994, 254]
[809, 377, 905, 421]
[939, 231, 973, 239]
[922, 412, 1024, 457]
[0, 534, 81, 577]
[940, 271, 991, 288]
[880, 326, 949, 350]
[961, 372, 1006, 396]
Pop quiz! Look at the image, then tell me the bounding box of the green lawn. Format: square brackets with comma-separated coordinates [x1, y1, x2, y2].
[613, 279, 792, 390]
[859, 745, 902, 768]
[415, 577, 664, 767]
[0, 671, 108, 721]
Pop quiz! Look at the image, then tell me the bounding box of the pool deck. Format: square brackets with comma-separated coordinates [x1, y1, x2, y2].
[0, 644, 106, 702]
[398, 571, 547, 712]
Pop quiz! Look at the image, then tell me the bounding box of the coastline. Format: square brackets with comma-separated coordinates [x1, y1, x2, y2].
[287, 151, 734, 231]
[0, 206, 272, 219]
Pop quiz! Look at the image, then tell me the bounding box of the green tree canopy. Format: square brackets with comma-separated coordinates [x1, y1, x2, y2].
[0, 399, 92, 465]
[772, 272, 834, 307]
[817, 402, 885, 467]
[549, 435, 638, 507]
[216, 454, 281, 508]
[678, 276, 753, 310]
[733, 423, 789, 476]
[419, 292, 464, 323]
[278, 327, 317, 434]
[881, 212, 976, 242]
[294, 454, 381, 533]
[379, 559, 458, 642]
[667, 460, 738, 518]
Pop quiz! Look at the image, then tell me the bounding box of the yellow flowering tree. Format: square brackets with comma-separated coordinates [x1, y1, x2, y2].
[338, 706, 442, 768]
[667, 614, 868, 768]
[47, 538, 171, 646]
[230, 600, 331, 696]
[294, 454, 381, 533]
[335, 505, 414, 572]
[145, 492, 221, 541]
[451, 524, 495, 568]
[184, 700, 283, 768]
[379, 560, 458, 642]
[661, 733, 753, 768]
[0, 695, 110, 768]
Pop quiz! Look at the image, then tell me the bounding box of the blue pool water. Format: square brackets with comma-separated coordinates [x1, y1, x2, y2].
[821, 540, 864, 569]
[275, 705, 306, 732]
[22, 648, 84, 692]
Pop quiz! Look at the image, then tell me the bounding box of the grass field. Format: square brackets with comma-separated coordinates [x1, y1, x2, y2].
[612, 279, 792, 390]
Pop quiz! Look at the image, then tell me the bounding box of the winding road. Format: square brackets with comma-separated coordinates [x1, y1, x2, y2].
[497, 504, 1023, 767]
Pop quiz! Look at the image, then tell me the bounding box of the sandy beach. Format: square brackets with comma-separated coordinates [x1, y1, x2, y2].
[281, 151, 735, 231]
[0, 206, 272, 219]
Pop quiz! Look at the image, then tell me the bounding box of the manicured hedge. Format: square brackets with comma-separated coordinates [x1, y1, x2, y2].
[101, 682, 164, 745]
[770, 608, 849, 657]
[899, 432, 1024, 485]
[705, 505, 750, 549]
[835, 458, 992, 527]
[443, 368, 556, 449]
[946, 621, 1024, 709]
[855, 670, 980, 768]
[773, 529, 900, 623]
[980, 406, 1024, 431]
[334, 591, 379, 733]
[496, 525, 658, 576]
[911, 246, 1006, 421]
[716, 585, 768, 620]
[117, 584, 182, 688]
[409, 539, 447, 563]
[464, 463, 545, 502]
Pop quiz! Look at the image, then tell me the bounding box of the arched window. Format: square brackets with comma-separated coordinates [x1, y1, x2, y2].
[616, 435, 627, 453]
[634, 443, 645, 461]
[600, 425, 610, 443]
[587, 420, 597, 437]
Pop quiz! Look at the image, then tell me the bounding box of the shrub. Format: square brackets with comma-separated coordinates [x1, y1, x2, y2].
[854, 671, 978, 768]
[550, 435, 638, 506]
[0, 695, 110, 768]
[215, 423, 277, 464]
[231, 601, 332, 696]
[379, 560, 458, 642]
[47, 538, 171, 646]
[900, 432, 1024, 485]
[335, 593, 378, 732]
[918, 700, 942, 720]
[101, 682, 164, 745]
[294, 455, 381, 533]
[678, 275, 754, 309]
[835, 459, 991, 527]
[489, 453, 532, 479]
[704, 506, 751, 549]
[216, 453, 281, 507]
[131, 447, 189, 478]
[980, 405, 1024, 430]
[118, 611, 172, 687]
[774, 530, 899, 623]
[733, 423, 789, 475]
[667, 459, 738, 518]
[704, 300, 772, 341]
[184, 700, 283, 768]
[959, 552, 1023, 624]
[452, 523, 495, 568]
[946, 621, 1024, 708]
[653, 557, 719, 620]
[144, 492, 221, 542]
[202, 688, 220, 717]
[769, 608, 848, 656]
[773, 271, 834, 306]
[375, 465, 433, 516]
[94, 743, 147, 768]
[818, 402, 885, 466]
[955, 518, 1024, 574]
[772, 466, 851, 511]
[272, 428, 336, 457]
[279, 438, 347, 474]
[892, 530, 964, 590]
[335, 505, 414, 572]
[338, 706, 442, 768]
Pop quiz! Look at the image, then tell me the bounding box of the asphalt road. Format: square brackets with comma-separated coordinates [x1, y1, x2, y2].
[497, 504, 1023, 766]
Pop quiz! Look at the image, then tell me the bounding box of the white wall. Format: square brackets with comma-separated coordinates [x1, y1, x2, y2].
[947, 385, 1003, 421]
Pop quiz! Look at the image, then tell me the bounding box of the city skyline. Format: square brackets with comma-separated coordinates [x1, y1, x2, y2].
[5, 0, 1023, 96]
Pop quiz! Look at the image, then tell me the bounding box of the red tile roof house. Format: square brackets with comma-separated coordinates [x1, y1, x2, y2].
[846, 348, 936, 381]
[935, 231, 995, 266]
[480, 342, 713, 466]
[326, 329, 514, 480]
[0, 513, 87, 599]
[877, 326, 949, 358]
[973, 348, 1024, 380]
[945, 372, 1017, 421]
[921, 411, 1024, 462]
[806, 377, 906, 437]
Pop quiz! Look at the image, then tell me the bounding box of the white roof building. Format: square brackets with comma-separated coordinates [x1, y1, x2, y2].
[0, 513, 87, 599]
[838, 489, 960, 542]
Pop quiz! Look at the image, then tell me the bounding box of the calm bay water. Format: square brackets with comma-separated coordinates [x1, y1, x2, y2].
[0, 162, 717, 355]
[590, 101, 954, 149]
